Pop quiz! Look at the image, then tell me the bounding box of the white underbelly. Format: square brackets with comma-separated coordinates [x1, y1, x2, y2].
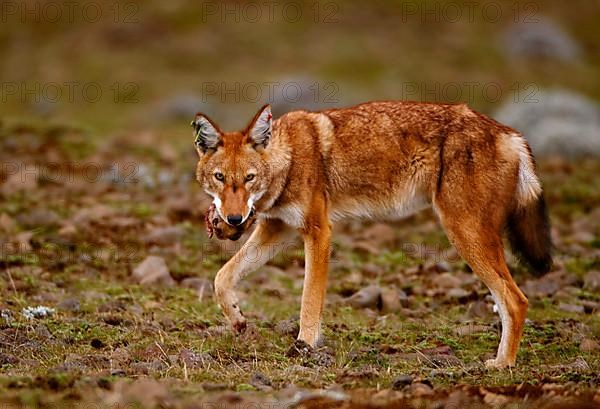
[330, 193, 430, 222]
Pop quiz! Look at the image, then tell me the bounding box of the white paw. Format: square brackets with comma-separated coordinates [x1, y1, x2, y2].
[485, 358, 513, 369]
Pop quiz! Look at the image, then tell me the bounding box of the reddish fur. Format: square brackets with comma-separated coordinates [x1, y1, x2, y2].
[195, 101, 552, 369]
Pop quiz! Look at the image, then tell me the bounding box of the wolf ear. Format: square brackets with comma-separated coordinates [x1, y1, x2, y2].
[192, 113, 221, 154]
[248, 104, 272, 149]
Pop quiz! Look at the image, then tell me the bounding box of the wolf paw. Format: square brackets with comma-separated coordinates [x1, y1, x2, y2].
[286, 339, 313, 358]
[485, 358, 514, 369]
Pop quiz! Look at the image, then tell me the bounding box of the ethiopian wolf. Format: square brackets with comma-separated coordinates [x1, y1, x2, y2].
[192, 101, 552, 368]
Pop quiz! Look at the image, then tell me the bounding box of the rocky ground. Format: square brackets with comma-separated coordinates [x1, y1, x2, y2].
[0, 123, 598, 408]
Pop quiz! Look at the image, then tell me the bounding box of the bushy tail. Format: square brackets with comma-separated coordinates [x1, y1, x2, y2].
[506, 134, 553, 276]
[506, 195, 553, 275]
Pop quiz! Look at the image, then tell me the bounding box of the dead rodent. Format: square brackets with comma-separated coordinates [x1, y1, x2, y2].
[205, 204, 257, 241]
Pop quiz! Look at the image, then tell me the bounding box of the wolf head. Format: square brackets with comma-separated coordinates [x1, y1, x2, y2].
[193, 104, 273, 226]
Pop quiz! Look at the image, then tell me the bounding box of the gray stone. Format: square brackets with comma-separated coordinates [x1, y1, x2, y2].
[344, 285, 381, 309]
[494, 89, 600, 157]
[132, 256, 175, 286]
[583, 271, 600, 292]
[391, 375, 413, 390]
[501, 19, 581, 62]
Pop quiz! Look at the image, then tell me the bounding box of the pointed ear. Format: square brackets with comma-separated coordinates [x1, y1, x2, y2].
[192, 113, 221, 154]
[248, 104, 272, 149]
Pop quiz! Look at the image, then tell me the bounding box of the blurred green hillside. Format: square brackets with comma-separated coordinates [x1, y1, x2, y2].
[1, 0, 599, 135]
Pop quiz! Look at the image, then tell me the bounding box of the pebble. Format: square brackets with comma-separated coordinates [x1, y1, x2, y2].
[583, 271, 600, 292]
[391, 375, 413, 390]
[132, 256, 175, 287]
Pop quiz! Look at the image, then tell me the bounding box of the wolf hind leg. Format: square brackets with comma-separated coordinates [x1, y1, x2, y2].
[434, 203, 528, 368]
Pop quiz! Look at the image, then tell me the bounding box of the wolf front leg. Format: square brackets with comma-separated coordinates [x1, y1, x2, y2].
[298, 196, 331, 347]
[214, 218, 294, 333]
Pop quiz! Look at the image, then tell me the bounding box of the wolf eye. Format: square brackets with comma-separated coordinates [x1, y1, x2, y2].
[245, 174, 255, 182]
[214, 172, 224, 181]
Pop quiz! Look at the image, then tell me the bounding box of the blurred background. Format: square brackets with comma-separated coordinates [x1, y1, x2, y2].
[0, 1, 598, 404]
[1, 0, 599, 155]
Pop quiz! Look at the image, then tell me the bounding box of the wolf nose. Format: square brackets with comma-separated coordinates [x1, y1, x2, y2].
[227, 214, 243, 226]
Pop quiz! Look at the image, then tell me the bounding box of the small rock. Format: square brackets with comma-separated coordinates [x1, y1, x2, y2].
[352, 240, 380, 255]
[559, 303, 584, 314]
[419, 345, 463, 367]
[581, 300, 599, 314]
[98, 300, 126, 313]
[14, 231, 33, 252]
[344, 285, 381, 309]
[580, 338, 600, 353]
[57, 298, 80, 312]
[16, 209, 59, 228]
[132, 256, 175, 287]
[110, 347, 131, 366]
[446, 288, 470, 300]
[380, 287, 406, 313]
[72, 205, 115, 227]
[250, 372, 273, 391]
[51, 357, 87, 373]
[494, 89, 600, 157]
[130, 360, 166, 375]
[583, 271, 600, 292]
[308, 348, 336, 367]
[275, 318, 299, 337]
[143, 226, 184, 246]
[391, 375, 413, 390]
[467, 300, 492, 319]
[181, 277, 214, 297]
[179, 348, 213, 368]
[58, 223, 77, 237]
[435, 261, 452, 272]
[1, 171, 37, 195]
[0, 353, 19, 365]
[0, 213, 16, 232]
[522, 279, 559, 298]
[501, 18, 581, 62]
[160, 318, 175, 331]
[436, 272, 462, 288]
[35, 324, 52, 339]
